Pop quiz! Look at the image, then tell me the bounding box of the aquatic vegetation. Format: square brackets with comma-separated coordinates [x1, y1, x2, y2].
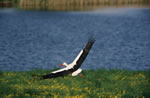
[0, 69, 150, 97]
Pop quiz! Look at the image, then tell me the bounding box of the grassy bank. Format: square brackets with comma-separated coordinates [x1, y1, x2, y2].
[0, 69, 150, 97]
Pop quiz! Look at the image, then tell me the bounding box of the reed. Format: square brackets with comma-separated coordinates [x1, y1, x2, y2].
[19, 0, 150, 10]
[1, 0, 149, 10]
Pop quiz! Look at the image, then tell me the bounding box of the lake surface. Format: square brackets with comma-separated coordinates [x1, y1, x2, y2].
[0, 8, 150, 71]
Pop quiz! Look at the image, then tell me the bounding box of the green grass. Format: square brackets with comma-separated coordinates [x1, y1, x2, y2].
[0, 69, 150, 97]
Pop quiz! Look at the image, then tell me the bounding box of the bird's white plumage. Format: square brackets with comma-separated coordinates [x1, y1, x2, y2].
[72, 68, 82, 76]
[51, 50, 83, 74]
[71, 50, 83, 65]
[51, 67, 68, 73]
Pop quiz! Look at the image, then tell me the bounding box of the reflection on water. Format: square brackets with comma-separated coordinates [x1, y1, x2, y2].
[19, 0, 150, 11]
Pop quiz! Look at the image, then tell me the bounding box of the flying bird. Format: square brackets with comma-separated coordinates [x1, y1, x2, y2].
[41, 38, 95, 79]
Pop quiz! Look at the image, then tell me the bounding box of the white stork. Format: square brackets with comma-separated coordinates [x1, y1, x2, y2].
[42, 39, 95, 79]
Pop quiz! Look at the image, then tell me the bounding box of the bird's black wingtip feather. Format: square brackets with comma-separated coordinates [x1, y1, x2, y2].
[88, 36, 96, 43]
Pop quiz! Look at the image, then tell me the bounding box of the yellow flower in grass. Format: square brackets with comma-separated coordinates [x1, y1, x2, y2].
[72, 95, 82, 98]
[121, 77, 126, 80]
[137, 74, 145, 79]
[40, 91, 49, 95]
[122, 90, 126, 94]
[71, 87, 82, 92]
[80, 94, 86, 98]
[7, 73, 16, 76]
[130, 81, 137, 86]
[6, 94, 14, 98]
[38, 85, 49, 90]
[118, 90, 126, 95]
[14, 85, 23, 89]
[73, 96, 77, 98]
[50, 85, 54, 88]
[117, 94, 122, 97]
[60, 85, 67, 90]
[100, 88, 104, 90]
[2, 79, 8, 83]
[84, 87, 91, 94]
[0, 78, 7, 83]
[84, 87, 88, 90]
[42, 96, 46, 98]
[25, 94, 30, 96]
[0, 77, 3, 80]
[24, 79, 32, 84]
[115, 96, 118, 98]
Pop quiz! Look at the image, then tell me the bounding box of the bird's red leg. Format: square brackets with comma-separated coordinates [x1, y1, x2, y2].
[79, 73, 84, 77]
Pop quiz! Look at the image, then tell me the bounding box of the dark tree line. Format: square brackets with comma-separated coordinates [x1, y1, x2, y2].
[0, 0, 19, 3]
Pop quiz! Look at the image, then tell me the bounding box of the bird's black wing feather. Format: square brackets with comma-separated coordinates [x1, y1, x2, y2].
[73, 39, 95, 70]
[42, 69, 73, 79]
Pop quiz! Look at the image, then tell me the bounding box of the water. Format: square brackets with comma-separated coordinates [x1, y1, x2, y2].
[0, 8, 150, 71]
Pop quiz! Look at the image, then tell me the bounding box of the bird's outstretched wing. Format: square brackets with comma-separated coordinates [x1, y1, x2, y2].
[72, 38, 95, 70]
[32, 68, 71, 80]
[42, 69, 72, 79]
[51, 67, 68, 73]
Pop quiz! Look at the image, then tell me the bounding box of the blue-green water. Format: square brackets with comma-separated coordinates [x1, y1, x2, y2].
[0, 8, 150, 71]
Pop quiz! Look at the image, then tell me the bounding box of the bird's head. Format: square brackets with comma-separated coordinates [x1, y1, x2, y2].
[59, 62, 68, 67]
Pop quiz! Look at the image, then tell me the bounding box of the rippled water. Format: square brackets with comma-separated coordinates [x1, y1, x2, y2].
[0, 8, 150, 71]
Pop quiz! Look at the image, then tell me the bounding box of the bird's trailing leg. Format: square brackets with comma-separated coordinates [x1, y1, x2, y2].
[79, 73, 84, 77]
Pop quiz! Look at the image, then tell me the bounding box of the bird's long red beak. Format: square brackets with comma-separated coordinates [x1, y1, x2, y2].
[59, 64, 64, 67]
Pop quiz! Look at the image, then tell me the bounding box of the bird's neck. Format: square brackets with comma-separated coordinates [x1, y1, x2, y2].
[64, 62, 68, 67]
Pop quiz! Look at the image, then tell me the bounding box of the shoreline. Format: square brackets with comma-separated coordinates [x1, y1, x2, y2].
[1, 68, 150, 72]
